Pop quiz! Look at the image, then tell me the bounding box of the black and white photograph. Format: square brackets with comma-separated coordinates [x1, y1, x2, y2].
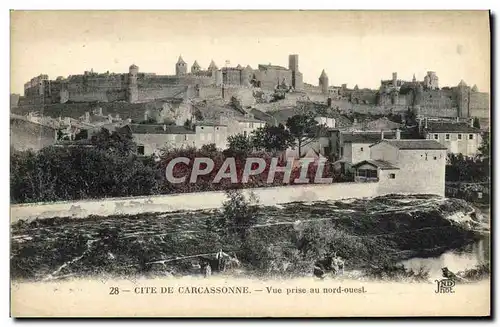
[9, 9, 491, 317]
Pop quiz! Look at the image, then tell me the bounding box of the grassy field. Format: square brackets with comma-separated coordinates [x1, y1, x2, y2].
[11, 194, 487, 282]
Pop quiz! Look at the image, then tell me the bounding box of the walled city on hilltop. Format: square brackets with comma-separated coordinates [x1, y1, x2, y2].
[18, 54, 489, 121]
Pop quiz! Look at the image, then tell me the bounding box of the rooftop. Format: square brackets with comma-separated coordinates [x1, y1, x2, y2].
[342, 132, 397, 144]
[425, 122, 481, 134]
[124, 124, 196, 135]
[352, 159, 399, 170]
[372, 139, 448, 150]
[235, 116, 265, 123]
[196, 121, 227, 127]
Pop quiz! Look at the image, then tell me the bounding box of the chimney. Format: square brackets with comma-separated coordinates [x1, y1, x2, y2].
[98, 107, 103, 116]
[163, 124, 167, 131]
[144, 111, 149, 122]
[381, 131, 385, 140]
[470, 118, 474, 127]
[396, 128, 401, 140]
[424, 117, 428, 129]
[456, 117, 459, 123]
[85, 112, 90, 123]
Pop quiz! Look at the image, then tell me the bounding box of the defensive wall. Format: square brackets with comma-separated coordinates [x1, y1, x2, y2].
[10, 181, 443, 222]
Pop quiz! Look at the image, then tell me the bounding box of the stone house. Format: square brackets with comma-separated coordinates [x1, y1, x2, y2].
[354, 139, 448, 196]
[119, 124, 196, 156]
[423, 121, 483, 157]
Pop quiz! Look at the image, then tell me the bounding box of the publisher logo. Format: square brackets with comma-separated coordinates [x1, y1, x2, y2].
[435, 278, 455, 294]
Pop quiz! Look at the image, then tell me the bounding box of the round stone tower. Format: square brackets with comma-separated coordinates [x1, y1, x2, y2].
[127, 64, 139, 103]
[319, 69, 329, 95]
[176, 55, 187, 76]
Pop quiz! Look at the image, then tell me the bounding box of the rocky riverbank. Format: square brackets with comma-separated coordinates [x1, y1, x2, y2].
[11, 194, 488, 282]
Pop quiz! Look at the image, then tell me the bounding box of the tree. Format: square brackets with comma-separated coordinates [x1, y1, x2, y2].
[473, 117, 481, 129]
[251, 124, 294, 153]
[478, 132, 490, 158]
[221, 189, 259, 242]
[286, 114, 320, 157]
[227, 133, 253, 157]
[90, 128, 136, 155]
[405, 108, 417, 126]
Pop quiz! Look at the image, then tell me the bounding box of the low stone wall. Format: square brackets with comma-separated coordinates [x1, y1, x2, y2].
[10, 183, 379, 223]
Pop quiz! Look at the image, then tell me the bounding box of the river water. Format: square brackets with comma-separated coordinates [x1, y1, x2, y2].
[401, 205, 490, 279]
[400, 236, 490, 279]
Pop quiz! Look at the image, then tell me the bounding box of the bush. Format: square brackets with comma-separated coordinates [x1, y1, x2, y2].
[11, 144, 338, 204]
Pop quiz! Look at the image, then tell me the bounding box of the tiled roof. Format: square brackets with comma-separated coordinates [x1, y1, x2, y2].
[373, 139, 448, 150]
[196, 121, 227, 127]
[426, 122, 481, 133]
[352, 159, 399, 170]
[342, 132, 396, 144]
[235, 116, 265, 123]
[125, 124, 196, 135]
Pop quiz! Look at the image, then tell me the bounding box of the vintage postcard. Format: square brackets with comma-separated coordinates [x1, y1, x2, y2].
[10, 10, 491, 317]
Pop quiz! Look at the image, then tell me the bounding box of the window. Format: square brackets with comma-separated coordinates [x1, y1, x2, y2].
[434, 134, 438, 140]
[243, 131, 247, 137]
[358, 169, 377, 178]
[184, 135, 188, 141]
[389, 173, 396, 179]
[137, 145, 145, 155]
[458, 134, 462, 140]
[469, 134, 474, 140]
[445, 134, 450, 140]
[434, 156, 437, 160]
[360, 147, 364, 152]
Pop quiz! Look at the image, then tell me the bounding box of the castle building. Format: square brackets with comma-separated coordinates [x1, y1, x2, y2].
[176, 56, 188, 76]
[423, 71, 439, 90]
[17, 58, 488, 123]
[191, 61, 201, 74]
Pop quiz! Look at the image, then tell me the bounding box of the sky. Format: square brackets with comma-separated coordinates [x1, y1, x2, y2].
[10, 10, 490, 94]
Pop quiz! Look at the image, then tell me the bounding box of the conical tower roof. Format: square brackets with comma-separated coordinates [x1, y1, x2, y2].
[246, 65, 252, 71]
[412, 74, 416, 82]
[472, 84, 478, 92]
[458, 79, 467, 87]
[208, 60, 218, 70]
[319, 69, 328, 79]
[192, 60, 201, 69]
[236, 64, 242, 69]
[354, 84, 359, 90]
[177, 55, 186, 64]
